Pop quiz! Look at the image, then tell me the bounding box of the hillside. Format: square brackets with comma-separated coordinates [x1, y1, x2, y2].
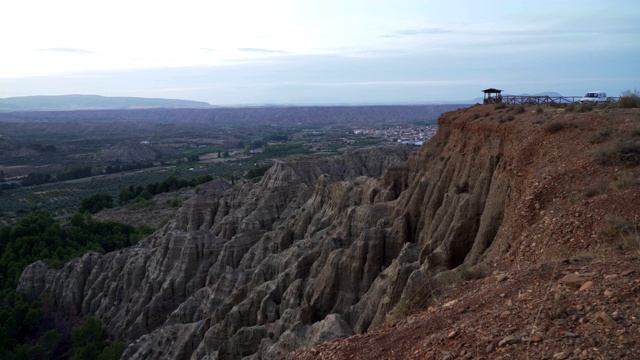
[289, 105, 640, 359]
[18, 104, 640, 359]
[0, 94, 212, 111]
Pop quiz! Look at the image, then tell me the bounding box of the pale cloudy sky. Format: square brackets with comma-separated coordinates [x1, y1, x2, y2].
[1, 0, 639, 105]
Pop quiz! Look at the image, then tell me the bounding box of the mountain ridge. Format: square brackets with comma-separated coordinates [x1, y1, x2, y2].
[0, 94, 213, 111]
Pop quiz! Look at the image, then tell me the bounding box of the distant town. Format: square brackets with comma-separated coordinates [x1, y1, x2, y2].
[354, 124, 438, 146]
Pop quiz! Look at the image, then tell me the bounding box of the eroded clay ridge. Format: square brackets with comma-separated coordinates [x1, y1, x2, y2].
[20, 104, 627, 360]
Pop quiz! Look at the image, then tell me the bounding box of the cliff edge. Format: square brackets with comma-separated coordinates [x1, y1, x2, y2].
[19, 104, 640, 359]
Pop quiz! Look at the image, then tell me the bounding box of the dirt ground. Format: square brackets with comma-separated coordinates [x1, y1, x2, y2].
[288, 105, 640, 360]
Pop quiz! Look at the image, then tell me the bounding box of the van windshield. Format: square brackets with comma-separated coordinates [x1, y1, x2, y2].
[585, 93, 598, 97]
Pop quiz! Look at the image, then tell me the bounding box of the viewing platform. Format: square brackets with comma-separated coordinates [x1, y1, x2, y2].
[481, 88, 620, 106]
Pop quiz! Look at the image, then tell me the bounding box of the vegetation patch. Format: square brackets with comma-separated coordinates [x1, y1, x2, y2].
[619, 89, 640, 108]
[593, 141, 640, 167]
[79, 192, 114, 214]
[458, 267, 485, 281]
[499, 115, 515, 124]
[612, 170, 640, 189]
[588, 129, 612, 144]
[246, 163, 273, 179]
[597, 216, 640, 253]
[0, 210, 151, 358]
[544, 121, 572, 134]
[576, 103, 594, 113]
[118, 175, 213, 204]
[584, 179, 609, 198]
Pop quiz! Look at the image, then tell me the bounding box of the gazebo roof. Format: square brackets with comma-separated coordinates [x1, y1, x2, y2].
[482, 88, 503, 94]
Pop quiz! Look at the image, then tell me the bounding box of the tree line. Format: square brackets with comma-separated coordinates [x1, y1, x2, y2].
[118, 175, 213, 204]
[17, 162, 155, 187]
[0, 210, 153, 359]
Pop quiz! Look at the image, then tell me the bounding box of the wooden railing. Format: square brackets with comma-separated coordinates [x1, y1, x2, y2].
[485, 96, 621, 106]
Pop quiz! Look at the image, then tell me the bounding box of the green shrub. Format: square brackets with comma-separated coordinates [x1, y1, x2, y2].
[166, 199, 181, 207]
[79, 193, 114, 214]
[246, 164, 273, 179]
[71, 317, 126, 360]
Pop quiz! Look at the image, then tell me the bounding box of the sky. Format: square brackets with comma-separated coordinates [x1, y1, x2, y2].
[1, 0, 639, 105]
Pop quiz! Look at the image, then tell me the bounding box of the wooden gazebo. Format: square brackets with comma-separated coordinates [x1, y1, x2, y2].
[482, 88, 503, 104]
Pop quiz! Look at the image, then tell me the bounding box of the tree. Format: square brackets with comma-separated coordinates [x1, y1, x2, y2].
[70, 317, 126, 360]
[79, 193, 114, 214]
[136, 190, 152, 201]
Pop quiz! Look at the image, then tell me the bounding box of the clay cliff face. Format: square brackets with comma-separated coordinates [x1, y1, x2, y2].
[19, 144, 420, 359]
[21, 105, 636, 360]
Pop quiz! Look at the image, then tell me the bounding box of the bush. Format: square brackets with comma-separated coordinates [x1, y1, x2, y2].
[79, 193, 114, 214]
[588, 130, 612, 144]
[166, 199, 181, 208]
[577, 103, 594, 113]
[499, 115, 515, 124]
[593, 141, 640, 167]
[612, 170, 639, 189]
[71, 317, 126, 360]
[619, 89, 640, 108]
[584, 179, 609, 197]
[544, 121, 569, 134]
[246, 164, 273, 179]
[597, 217, 640, 252]
[458, 267, 485, 281]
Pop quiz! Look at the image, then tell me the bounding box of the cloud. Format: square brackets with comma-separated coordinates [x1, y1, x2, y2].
[237, 48, 288, 54]
[36, 47, 95, 54]
[308, 79, 487, 88]
[382, 28, 450, 38]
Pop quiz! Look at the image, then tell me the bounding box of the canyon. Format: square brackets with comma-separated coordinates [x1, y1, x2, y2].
[19, 104, 640, 359]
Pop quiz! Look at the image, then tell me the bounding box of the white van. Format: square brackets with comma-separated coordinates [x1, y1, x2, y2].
[579, 91, 607, 104]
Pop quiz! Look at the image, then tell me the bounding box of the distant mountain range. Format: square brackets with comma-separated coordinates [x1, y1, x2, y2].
[0, 95, 213, 111]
